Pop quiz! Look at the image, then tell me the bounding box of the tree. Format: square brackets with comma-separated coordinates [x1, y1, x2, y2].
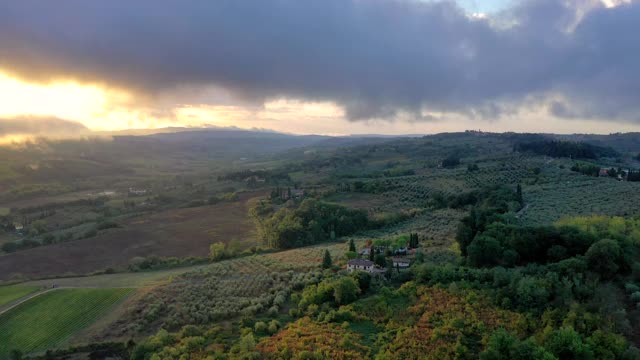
[209, 242, 226, 261]
[543, 327, 593, 359]
[586, 330, 628, 359]
[345, 251, 358, 260]
[348, 238, 356, 252]
[516, 183, 523, 206]
[408, 233, 419, 248]
[480, 329, 554, 360]
[9, 350, 23, 360]
[586, 239, 622, 278]
[254, 321, 268, 334]
[374, 253, 386, 267]
[351, 271, 371, 292]
[322, 249, 333, 269]
[467, 234, 502, 267]
[369, 246, 375, 261]
[442, 156, 461, 168]
[333, 277, 360, 305]
[385, 259, 394, 279]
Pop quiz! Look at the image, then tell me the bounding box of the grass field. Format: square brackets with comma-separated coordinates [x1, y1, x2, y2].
[0, 288, 133, 357]
[18, 265, 210, 288]
[0, 285, 39, 307]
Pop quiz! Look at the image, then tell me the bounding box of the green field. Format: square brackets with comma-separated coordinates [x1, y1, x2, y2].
[0, 288, 133, 357]
[17, 265, 211, 288]
[0, 285, 39, 307]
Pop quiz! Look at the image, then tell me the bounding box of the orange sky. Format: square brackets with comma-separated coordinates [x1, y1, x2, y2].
[3, 70, 640, 136]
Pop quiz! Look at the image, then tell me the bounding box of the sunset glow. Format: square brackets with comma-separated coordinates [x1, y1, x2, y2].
[0, 72, 107, 123]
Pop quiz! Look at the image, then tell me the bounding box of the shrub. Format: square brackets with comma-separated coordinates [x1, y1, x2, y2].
[254, 321, 268, 334]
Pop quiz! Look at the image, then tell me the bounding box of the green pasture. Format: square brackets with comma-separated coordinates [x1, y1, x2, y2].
[0, 288, 132, 357]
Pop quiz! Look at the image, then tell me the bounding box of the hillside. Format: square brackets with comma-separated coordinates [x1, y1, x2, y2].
[3, 131, 640, 359]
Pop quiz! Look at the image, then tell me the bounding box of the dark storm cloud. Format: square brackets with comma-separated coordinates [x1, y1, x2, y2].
[0, 0, 638, 121]
[0, 116, 88, 136]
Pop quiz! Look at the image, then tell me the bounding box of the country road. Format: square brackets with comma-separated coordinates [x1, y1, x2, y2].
[515, 203, 530, 218]
[0, 288, 57, 317]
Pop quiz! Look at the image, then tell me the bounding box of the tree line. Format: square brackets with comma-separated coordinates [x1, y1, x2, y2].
[250, 198, 370, 249]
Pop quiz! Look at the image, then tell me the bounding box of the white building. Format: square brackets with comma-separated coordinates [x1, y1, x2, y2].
[347, 259, 375, 273]
[392, 258, 411, 269]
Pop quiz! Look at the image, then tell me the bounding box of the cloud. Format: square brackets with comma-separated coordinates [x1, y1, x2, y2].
[0, 116, 89, 136]
[0, 0, 639, 122]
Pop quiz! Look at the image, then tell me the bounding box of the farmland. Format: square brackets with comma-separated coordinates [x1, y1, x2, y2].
[519, 172, 640, 225]
[0, 285, 39, 307]
[96, 243, 346, 339]
[17, 265, 211, 288]
[0, 288, 132, 358]
[0, 192, 261, 280]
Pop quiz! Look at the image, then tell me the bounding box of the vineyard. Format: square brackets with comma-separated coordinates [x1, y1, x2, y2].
[320, 143, 640, 251]
[0, 288, 133, 357]
[376, 286, 524, 359]
[519, 170, 640, 225]
[0, 285, 39, 307]
[256, 317, 371, 359]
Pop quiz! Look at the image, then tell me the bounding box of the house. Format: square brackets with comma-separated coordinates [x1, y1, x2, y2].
[394, 247, 408, 256]
[14, 223, 24, 234]
[129, 187, 149, 196]
[347, 259, 375, 273]
[599, 169, 609, 177]
[359, 246, 389, 257]
[392, 258, 411, 269]
[244, 175, 266, 184]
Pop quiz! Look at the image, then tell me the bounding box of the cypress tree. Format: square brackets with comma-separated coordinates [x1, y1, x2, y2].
[348, 238, 356, 252]
[516, 183, 523, 206]
[322, 249, 332, 269]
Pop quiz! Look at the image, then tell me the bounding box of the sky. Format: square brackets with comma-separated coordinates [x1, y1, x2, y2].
[0, 0, 639, 139]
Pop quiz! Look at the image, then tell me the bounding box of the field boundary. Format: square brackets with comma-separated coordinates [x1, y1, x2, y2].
[0, 288, 58, 317]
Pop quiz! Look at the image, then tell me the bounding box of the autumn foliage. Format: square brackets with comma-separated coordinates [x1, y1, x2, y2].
[377, 286, 524, 359]
[257, 317, 370, 359]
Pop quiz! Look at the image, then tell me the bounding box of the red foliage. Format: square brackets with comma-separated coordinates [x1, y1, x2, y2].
[257, 317, 370, 359]
[378, 286, 524, 359]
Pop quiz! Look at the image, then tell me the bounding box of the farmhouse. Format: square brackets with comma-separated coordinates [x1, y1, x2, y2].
[347, 259, 375, 273]
[291, 189, 305, 198]
[129, 187, 149, 196]
[244, 175, 266, 185]
[392, 257, 411, 269]
[279, 188, 306, 200]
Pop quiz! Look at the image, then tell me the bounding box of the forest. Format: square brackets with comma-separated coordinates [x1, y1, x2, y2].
[250, 198, 370, 249]
[514, 140, 619, 159]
